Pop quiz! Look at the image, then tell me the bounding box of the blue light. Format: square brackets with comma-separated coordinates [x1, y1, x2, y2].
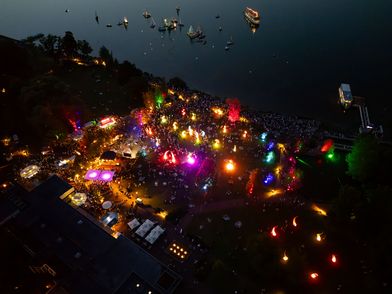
[260, 132, 268, 142]
[267, 141, 275, 151]
[263, 173, 274, 185]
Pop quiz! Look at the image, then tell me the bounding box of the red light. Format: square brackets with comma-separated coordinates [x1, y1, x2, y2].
[321, 139, 333, 153]
[163, 151, 176, 164]
[271, 226, 278, 237]
[310, 272, 319, 280]
[331, 254, 337, 264]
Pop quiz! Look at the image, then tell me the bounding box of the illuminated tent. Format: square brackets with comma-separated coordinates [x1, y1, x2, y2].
[20, 165, 40, 179]
[135, 219, 155, 237]
[145, 225, 165, 245]
[127, 218, 141, 230]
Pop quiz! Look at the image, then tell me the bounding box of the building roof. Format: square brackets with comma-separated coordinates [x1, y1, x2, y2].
[2, 175, 181, 294]
[100, 151, 117, 161]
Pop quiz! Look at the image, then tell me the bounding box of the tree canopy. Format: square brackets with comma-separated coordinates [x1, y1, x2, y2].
[346, 135, 380, 182]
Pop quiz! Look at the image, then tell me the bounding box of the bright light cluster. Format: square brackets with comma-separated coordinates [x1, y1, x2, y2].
[168, 242, 189, 260]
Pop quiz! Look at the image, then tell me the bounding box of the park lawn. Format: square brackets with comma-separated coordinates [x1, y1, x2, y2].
[186, 199, 360, 292]
[298, 152, 350, 202]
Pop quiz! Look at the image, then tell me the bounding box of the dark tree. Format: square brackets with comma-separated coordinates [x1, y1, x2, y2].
[117, 61, 142, 85]
[168, 77, 188, 89]
[60, 31, 78, 57]
[38, 34, 60, 57]
[346, 135, 380, 182]
[99, 46, 113, 65]
[77, 40, 93, 57]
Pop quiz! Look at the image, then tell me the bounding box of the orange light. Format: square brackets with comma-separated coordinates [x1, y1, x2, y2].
[331, 254, 337, 264]
[292, 216, 298, 227]
[311, 204, 327, 216]
[242, 130, 248, 138]
[282, 251, 288, 262]
[271, 226, 278, 237]
[225, 160, 235, 172]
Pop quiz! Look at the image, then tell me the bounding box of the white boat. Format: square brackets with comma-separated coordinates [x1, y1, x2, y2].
[227, 37, 234, 46]
[244, 7, 260, 25]
[143, 10, 151, 18]
[187, 25, 201, 39]
[123, 17, 128, 25]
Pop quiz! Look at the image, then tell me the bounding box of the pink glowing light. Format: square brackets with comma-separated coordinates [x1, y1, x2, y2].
[187, 154, 196, 165]
[99, 170, 114, 182]
[85, 170, 100, 180]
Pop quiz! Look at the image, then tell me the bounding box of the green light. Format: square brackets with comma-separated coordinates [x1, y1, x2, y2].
[326, 150, 338, 162]
[296, 157, 311, 167]
[265, 151, 275, 164]
[155, 94, 164, 108]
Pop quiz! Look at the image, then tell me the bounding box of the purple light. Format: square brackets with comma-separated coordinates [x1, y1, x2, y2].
[85, 170, 114, 182]
[85, 170, 100, 180]
[99, 171, 114, 182]
[187, 155, 196, 165]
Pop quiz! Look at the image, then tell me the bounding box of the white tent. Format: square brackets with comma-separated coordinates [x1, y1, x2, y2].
[102, 201, 112, 210]
[127, 218, 141, 230]
[145, 225, 165, 245]
[135, 219, 155, 237]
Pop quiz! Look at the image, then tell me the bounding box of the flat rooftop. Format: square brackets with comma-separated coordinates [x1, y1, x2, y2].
[1, 175, 181, 294]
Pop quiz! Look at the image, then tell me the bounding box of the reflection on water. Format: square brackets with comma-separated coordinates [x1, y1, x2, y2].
[1, 0, 391, 124]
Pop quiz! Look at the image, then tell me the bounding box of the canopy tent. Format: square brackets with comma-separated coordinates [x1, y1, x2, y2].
[102, 201, 112, 210]
[127, 218, 141, 230]
[135, 219, 155, 237]
[71, 192, 87, 206]
[20, 165, 40, 179]
[145, 225, 165, 244]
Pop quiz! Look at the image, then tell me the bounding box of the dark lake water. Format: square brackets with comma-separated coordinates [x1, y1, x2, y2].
[1, 0, 392, 128]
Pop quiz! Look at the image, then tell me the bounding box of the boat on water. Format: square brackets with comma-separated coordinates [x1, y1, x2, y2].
[143, 10, 151, 18]
[95, 11, 99, 23]
[244, 7, 260, 25]
[106, 24, 112, 27]
[227, 37, 234, 46]
[123, 17, 128, 25]
[150, 18, 156, 29]
[178, 18, 184, 27]
[176, 6, 181, 14]
[158, 20, 167, 32]
[225, 46, 230, 51]
[187, 25, 202, 39]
